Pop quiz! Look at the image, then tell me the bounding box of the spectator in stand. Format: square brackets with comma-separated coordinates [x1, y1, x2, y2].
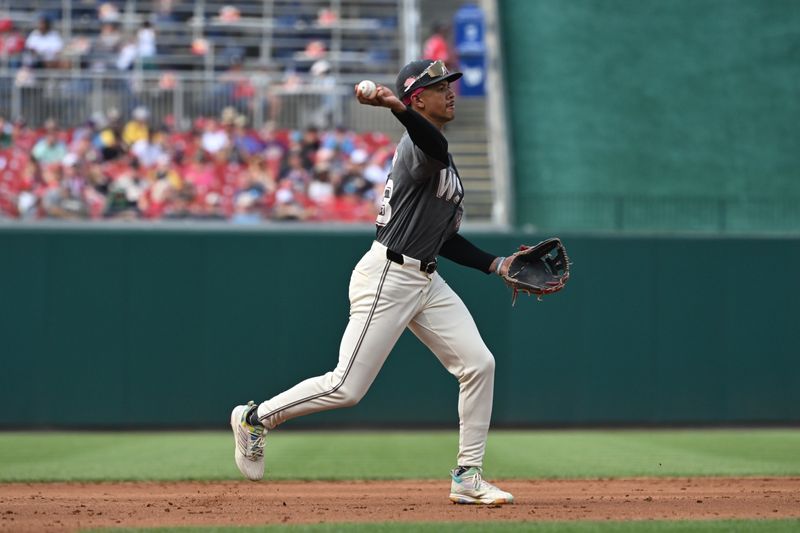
[90, 21, 122, 71]
[10, 118, 31, 148]
[137, 154, 183, 218]
[24, 16, 64, 68]
[309, 59, 337, 128]
[245, 155, 276, 197]
[0, 19, 26, 69]
[280, 150, 311, 191]
[136, 21, 156, 64]
[105, 158, 144, 219]
[201, 117, 230, 156]
[337, 148, 372, 201]
[298, 126, 321, 170]
[218, 108, 239, 161]
[68, 119, 101, 165]
[40, 164, 66, 217]
[140, 156, 176, 217]
[61, 159, 91, 213]
[16, 187, 39, 219]
[307, 164, 335, 208]
[122, 106, 150, 148]
[0, 115, 13, 148]
[230, 114, 262, 163]
[98, 2, 121, 23]
[183, 150, 217, 192]
[41, 162, 90, 219]
[71, 116, 99, 146]
[217, 57, 255, 116]
[162, 184, 195, 219]
[85, 162, 111, 217]
[363, 147, 392, 208]
[423, 21, 455, 70]
[330, 185, 375, 222]
[64, 135, 98, 168]
[116, 33, 138, 71]
[231, 192, 262, 224]
[152, 154, 182, 191]
[94, 110, 125, 161]
[321, 125, 355, 157]
[231, 162, 269, 224]
[273, 178, 308, 221]
[257, 121, 287, 175]
[131, 128, 168, 168]
[32, 120, 68, 165]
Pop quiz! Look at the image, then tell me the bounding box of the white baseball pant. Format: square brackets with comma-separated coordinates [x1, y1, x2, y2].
[257, 240, 495, 467]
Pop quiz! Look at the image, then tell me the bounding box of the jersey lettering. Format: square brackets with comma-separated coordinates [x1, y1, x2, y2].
[436, 168, 463, 204]
[375, 178, 393, 226]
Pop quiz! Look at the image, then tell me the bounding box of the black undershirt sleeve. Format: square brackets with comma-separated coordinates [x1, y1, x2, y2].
[438, 233, 496, 274]
[391, 106, 449, 165]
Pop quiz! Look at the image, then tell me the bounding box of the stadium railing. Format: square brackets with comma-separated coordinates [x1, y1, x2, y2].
[0, 71, 402, 134]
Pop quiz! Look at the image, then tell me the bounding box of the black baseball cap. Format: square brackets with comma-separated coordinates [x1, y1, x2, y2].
[396, 59, 462, 101]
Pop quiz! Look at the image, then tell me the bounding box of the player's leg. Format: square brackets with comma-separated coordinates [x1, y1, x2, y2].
[231, 245, 426, 480]
[408, 274, 513, 504]
[255, 253, 425, 428]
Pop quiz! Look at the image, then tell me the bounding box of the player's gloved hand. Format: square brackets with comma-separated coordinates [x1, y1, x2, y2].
[498, 238, 571, 305]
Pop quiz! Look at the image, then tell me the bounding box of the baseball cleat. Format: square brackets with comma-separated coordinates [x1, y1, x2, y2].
[230, 401, 267, 481]
[449, 467, 514, 505]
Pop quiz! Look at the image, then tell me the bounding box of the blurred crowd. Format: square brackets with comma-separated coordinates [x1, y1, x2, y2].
[1, 2, 398, 74]
[0, 5, 453, 223]
[1, 12, 156, 73]
[0, 107, 394, 223]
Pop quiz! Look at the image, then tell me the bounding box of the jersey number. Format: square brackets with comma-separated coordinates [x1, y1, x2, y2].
[376, 178, 393, 226]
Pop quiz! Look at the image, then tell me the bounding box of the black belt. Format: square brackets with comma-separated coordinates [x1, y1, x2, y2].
[386, 249, 437, 274]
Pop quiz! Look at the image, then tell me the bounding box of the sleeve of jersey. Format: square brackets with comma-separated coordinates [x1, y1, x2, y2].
[391, 107, 449, 166]
[438, 233, 496, 274]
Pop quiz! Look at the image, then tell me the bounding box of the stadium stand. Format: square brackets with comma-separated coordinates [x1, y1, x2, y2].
[0, 108, 395, 222]
[0, 0, 497, 223]
[1, 0, 402, 74]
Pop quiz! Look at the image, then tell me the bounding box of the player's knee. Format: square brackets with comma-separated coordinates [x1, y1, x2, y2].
[476, 354, 495, 377]
[336, 386, 366, 408]
[463, 352, 495, 381]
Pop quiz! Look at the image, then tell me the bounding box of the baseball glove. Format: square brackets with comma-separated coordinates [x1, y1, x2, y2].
[501, 238, 570, 304]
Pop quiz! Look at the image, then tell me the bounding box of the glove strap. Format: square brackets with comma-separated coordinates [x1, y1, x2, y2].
[494, 256, 505, 275]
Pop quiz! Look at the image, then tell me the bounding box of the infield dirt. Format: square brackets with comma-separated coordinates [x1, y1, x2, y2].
[2, 477, 800, 532]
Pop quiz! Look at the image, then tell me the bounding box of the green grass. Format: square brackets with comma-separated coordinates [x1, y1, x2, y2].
[87, 520, 800, 533]
[1, 429, 799, 482]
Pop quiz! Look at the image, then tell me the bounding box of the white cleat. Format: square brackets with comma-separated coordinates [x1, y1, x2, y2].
[449, 467, 514, 505]
[230, 401, 267, 481]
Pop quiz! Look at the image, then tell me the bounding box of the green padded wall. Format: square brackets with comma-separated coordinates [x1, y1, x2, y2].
[500, 0, 800, 232]
[1, 226, 799, 427]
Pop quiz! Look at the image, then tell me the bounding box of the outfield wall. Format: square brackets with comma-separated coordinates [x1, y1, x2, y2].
[1, 226, 799, 427]
[500, 0, 800, 233]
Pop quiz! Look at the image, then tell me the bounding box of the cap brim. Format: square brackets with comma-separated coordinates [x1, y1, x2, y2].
[423, 71, 462, 89]
[402, 71, 463, 99]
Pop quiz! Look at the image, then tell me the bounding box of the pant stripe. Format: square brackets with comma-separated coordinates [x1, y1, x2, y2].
[259, 260, 392, 422]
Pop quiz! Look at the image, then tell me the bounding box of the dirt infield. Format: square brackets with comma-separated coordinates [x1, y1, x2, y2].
[2, 478, 799, 532]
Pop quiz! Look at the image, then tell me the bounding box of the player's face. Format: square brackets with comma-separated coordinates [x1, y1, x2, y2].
[416, 81, 456, 125]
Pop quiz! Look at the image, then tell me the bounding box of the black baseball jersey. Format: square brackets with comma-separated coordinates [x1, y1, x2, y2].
[375, 131, 464, 263]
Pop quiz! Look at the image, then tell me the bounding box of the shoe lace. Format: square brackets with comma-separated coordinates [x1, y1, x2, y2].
[471, 470, 499, 492]
[242, 421, 266, 458]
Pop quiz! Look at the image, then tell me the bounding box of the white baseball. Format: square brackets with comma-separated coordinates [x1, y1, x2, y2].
[357, 80, 377, 98]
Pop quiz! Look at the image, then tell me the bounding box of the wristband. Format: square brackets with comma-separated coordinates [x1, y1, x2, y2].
[494, 257, 505, 275]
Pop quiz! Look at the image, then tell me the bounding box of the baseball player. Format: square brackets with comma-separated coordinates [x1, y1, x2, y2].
[231, 59, 514, 505]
